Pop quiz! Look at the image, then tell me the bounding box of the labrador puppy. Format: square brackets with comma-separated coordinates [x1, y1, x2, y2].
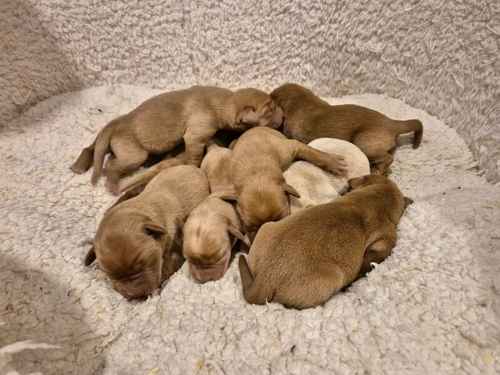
[271, 83, 423, 175]
[71, 85, 284, 194]
[182, 143, 248, 283]
[239, 174, 413, 309]
[84, 165, 209, 299]
[227, 127, 347, 235]
[284, 138, 370, 213]
[183, 195, 249, 283]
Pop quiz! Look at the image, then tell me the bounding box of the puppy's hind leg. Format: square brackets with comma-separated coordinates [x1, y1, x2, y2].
[353, 132, 395, 175]
[358, 233, 396, 279]
[275, 266, 346, 309]
[105, 138, 148, 195]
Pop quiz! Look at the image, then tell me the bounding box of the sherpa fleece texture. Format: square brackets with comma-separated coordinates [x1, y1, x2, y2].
[1, 0, 499, 182]
[1, 86, 499, 375]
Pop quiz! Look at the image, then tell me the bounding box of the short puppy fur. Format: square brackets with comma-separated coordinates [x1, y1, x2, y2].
[183, 195, 249, 283]
[228, 127, 347, 235]
[239, 174, 413, 309]
[71, 86, 284, 194]
[284, 138, 370, 213]
[182, 143, 249, 283]
[84, 165, 209, 299]
[271, 83, 423, 175]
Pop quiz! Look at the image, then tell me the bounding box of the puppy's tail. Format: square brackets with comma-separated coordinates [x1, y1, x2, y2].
[238, 255, 272, 305]
[90, 122, 115, 185]
[118, 157, 184, 194]
[392, 119, 423, 149]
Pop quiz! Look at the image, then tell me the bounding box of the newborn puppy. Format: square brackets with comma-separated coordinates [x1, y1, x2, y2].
[239, 175, 413, 309]
[228, 127, 347, 235]
[84, 165, 209, 299]
[71, 85, 284, 194]
[200, 142, 235, 195]
[271, 83, 423, 175]
[182, 143, 248, 283]
[183, 195, 249, 283]
[284, 138, 370, 213]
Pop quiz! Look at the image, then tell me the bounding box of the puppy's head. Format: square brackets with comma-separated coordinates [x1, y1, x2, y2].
[183, 205, 249, 283]
[229, 179, 300, 234]
[233, 88, 284, 129]
[270, 83, 314, 112]
[348, 174, 413, 220]
[85, 212, 177, 300]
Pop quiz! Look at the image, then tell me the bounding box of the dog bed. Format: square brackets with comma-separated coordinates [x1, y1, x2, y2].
[1, 85, 499, 375]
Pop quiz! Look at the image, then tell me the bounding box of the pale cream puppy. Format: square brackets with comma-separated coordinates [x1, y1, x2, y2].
[284, 138, 370, 213]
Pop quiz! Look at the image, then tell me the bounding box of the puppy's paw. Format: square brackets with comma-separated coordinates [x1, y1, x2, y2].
[327, 154, 348, 176]
[105, 178, 120, 196]
[70, 163, 87, 174]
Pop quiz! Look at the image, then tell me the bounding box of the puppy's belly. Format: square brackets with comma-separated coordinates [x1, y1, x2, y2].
[284, 138, 370, 213]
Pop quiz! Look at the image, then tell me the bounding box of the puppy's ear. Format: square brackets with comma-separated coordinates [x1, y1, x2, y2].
[404, 196, 414, 208]
[237, 106, 259, 125]
[228, 226, 251, 247]
[283, 183, 301, 198]
[348, 176, 367, 190]
[84, 246, 96, 266]
[143, 222, 166, 241]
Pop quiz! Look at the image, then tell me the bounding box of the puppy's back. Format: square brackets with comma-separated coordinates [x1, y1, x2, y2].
[145, 165, 209, 209]
[243, 201, 367, 308]
[200, 144, 234, 194]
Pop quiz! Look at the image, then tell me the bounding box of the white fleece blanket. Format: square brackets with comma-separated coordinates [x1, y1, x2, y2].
[1, 85, 499, 375]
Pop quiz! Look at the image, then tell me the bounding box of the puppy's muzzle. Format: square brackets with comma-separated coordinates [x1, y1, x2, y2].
[189, 250, 231, 283]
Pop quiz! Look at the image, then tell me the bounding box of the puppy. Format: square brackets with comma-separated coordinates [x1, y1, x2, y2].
[182, 195, 249, 283]
[182, 143, 248, 283]
[84, 165, 209, 299]
[271, 83, 423, 175]
[239, 174, 413, 309]
[71, 86, 284, 194]
[227, 127, 347, 235]
[284, 138, 370, 213]
[200, 142, 235, 196]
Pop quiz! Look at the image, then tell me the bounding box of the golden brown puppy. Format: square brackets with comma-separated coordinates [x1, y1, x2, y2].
[200, 143, 235, 195]
[227, 127, 347, 235]
[238, 174, 413, 309]
[71, 85, 284, 194]
[183, 195, 249, 283]
[182, 143, 248, 283]
[270, 83, 423, 175]
[84, 165, 209, 299]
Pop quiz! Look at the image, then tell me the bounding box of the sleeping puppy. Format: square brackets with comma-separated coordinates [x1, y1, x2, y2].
[238, 174, 413, 309]
[183, 195, 249, 283]
[271, 83, 423, 175]
[228, 127, 347, 236]
[200, 142, 235, 196]
[284, 138, 370, 213]
[182, 143, 248, 283]
[84, 165, 209, 299]
[71, 85, 284, 194]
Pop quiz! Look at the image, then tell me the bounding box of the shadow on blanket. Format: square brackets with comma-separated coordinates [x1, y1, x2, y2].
[0, 253, 105, 374]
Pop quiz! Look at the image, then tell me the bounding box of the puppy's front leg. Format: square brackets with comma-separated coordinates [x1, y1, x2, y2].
[183, 127, 216, 166]
[289, 140, 347, 176]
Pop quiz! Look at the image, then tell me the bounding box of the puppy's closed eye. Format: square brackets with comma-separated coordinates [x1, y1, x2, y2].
[143, 222, 166, 240]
